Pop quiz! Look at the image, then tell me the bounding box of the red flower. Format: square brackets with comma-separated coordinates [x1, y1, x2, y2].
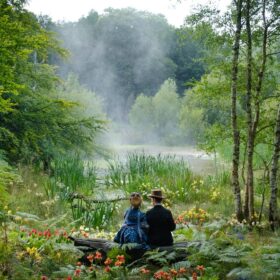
[104, 266, 111, 272]
[94, 251, 102, 260]
[43, 229, 51, 238]
[66, 276, 72, 280]
[41, 276, 48, 280]
[74, 269, 81, 276]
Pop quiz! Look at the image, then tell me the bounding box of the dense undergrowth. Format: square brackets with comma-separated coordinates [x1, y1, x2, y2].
[0, 153, 280, 279]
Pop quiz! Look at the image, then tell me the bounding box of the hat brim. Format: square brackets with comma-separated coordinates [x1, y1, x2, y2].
[148, 194, 165, 199]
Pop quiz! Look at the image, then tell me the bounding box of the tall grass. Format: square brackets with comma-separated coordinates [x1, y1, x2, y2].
[44, 155, 97, 200]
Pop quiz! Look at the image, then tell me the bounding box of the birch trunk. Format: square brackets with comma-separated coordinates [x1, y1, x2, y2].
[231, 0, 243, 222]
[269, 104, 280, 230]
[244, 0, 254, 221]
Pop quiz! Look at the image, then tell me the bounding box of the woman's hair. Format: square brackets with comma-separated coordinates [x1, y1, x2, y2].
[130, 192, 142, 208]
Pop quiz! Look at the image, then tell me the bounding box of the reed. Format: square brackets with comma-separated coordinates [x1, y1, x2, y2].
[44, 154, 98, 200]
[105, 152, 200, 202]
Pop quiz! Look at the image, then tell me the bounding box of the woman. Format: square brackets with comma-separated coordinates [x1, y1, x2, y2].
[114, 192, 149, 249]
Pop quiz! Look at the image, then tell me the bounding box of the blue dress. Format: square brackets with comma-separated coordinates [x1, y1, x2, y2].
[114, 207, 149, 248]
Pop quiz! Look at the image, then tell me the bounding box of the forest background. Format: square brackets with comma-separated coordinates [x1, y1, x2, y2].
[1, 0, 280, 279]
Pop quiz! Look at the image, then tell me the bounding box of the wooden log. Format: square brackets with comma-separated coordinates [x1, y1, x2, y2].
[69, 236, 197, 263]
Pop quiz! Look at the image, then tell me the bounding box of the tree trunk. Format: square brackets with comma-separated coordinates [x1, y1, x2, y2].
[269, 104, 280, 230]
[251, 0, 268, 221]
[231, 0, 244, 222]
[244, 0, 254, 221]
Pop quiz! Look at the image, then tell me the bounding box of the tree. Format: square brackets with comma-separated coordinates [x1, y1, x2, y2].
[153, 79, 181, 145]
[0, 1, 105, 169]
[184, 0, 280, 224]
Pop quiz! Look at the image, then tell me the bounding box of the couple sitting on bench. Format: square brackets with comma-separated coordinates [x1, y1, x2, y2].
[114, 189, 176, 249]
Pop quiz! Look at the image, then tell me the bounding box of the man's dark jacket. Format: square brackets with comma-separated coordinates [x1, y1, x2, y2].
[146, 204, 176, 247]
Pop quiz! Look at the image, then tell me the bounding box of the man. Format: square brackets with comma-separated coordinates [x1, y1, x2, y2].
[146, 189, 176, 247]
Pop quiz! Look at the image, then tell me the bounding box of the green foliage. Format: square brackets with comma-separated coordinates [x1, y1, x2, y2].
[70, 198, 116, 228]
[0, 2, 105, 169]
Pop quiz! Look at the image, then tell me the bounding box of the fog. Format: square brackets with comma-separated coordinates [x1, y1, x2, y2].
[48, 7, 206, 147]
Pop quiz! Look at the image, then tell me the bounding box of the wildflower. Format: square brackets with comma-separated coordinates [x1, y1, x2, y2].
[41, 276, 48, 280]
[74, 268, 81, 276]
[94, 251, 102, 260]
[104, 257, 112, 265]
[66, 276, 72, 280]
[170, 269, 177, 276]
[87, 254, 94, 263]
[15, 216, 22, 221]
[114, 260, 123, 266]
[88, 266, 94, 271]
[116, 255, 125, 262]
[104, 266, 111, 272]
[178, 267, 187, 274]
[154, 271, 171, 280]
[196, 265, 205, 272]
[140, 268, 150, 274]
[76, 261, 82, 266]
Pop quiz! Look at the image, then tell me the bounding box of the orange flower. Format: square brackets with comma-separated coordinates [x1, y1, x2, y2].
[170, 269, 177, 276]
[94, 251, 102, 260]
[178, 267, 187, 274]
[114, 260, 123, 266]
[154, 271, 171, 280]
[76, 261, 82, 266]
[104, 266, 111, 272]
[116, 255, 125, 262]
[114, 254, 125, 266]
[87, 254, 94, 262]
[140, 268, 150, 274]
[196, 265, 205, 271]
[104, 258, 113, 266]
